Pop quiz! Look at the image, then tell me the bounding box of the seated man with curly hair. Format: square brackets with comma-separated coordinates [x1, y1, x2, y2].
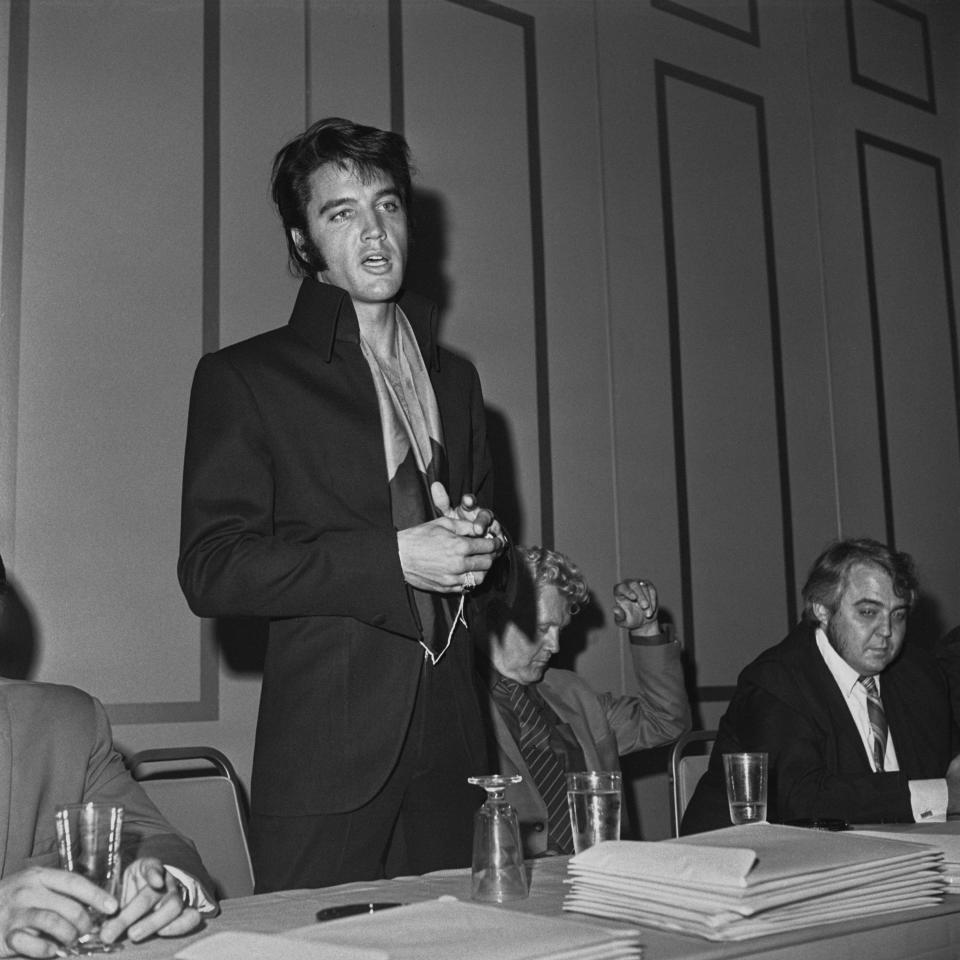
[475, 546, 691, 856]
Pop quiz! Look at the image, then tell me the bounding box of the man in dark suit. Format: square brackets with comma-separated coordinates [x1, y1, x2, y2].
[477, 546, 691, 855]
[682, 538, 960, 835]
[178, 118, 504, 891]
[0, 557, 216, 957]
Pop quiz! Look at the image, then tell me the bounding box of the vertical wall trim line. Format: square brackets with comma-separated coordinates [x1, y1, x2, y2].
[590, 0, 629, 689]
[199, 0, 222, 720]
[521, 16, 553, 548]
[389, 0, 404, 134]
[654, 61, 695, 659]
[0, 0, 28, 564]
[802, 2, 843, 538]
[855, 132, 895, 547]
[755, 96, 797, 627]
[202, 0, 220, 357]
[304, 0, 312, 124]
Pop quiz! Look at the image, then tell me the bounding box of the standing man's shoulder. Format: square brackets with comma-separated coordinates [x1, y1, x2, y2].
[197, 325, 303, 373]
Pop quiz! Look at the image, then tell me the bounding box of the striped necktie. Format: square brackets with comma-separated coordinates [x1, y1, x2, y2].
[859, 675, 888, 772]
[502, 680, 574, 853]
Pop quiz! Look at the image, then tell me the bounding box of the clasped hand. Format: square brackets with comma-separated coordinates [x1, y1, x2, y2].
[397, 482, 506, 592]
[613, 578, 660, 637]
[0, 858, 201, 958]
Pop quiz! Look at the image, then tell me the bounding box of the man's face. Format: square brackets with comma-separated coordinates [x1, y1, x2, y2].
[489, 585, 572, 685]
[295, 161, 407, 307]
[814, 562, 910, 677]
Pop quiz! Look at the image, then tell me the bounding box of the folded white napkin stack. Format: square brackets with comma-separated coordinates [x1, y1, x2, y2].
[563, 823, 946, 941]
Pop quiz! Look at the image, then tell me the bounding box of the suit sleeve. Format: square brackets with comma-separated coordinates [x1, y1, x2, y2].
[177, 351, 416, 633]
[601, 635, 692, 755]
[81, 697, 218, 903]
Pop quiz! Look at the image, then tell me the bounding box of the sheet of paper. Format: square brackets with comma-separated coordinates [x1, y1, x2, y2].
[177, 931, 388, 960]
[285, 898, 642, 960]
[855, 827, 960, 864]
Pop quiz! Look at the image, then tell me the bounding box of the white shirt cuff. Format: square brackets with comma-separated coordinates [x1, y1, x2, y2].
[908, 779, 948, 822]
[165, 866, 218, 915]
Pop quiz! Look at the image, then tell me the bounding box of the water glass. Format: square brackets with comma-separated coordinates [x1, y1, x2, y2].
[565, 771, 622, 853]
[722, 752, 768, 825]
[55, 802, 124, 954]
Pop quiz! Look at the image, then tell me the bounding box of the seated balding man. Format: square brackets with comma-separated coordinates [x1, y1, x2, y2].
[682, 537, 960, 835]
[476, 546, 691, 856]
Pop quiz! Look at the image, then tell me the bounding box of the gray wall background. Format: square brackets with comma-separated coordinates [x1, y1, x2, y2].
[1, 0, 958, 840]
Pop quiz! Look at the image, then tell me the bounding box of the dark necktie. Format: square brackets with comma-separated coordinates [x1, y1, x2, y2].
[859, 675, 888, 772]
[503, 680, 573, 853]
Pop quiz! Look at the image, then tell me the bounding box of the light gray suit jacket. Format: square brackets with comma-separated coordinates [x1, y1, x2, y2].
[0, 678, 214, 892]
[487, 637, 691, 856]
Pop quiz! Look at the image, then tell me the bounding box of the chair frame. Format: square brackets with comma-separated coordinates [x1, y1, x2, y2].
[127, 745, 253, 897]
[668, 728, 717, 836]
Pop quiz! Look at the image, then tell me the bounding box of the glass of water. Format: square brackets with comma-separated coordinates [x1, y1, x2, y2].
[565, 771, 622, 853]
[722, 753, 768, 825]
[55, 802, 124, 954]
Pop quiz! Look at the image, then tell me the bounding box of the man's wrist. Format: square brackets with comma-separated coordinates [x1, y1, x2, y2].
[629, 629, 671, 646]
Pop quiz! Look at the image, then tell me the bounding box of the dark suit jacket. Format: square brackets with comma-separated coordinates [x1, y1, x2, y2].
[488, 638, 691, 855]
[178, 279, 492, 817]
[681, 620, 959, 835]
[1, 678, 213, 894]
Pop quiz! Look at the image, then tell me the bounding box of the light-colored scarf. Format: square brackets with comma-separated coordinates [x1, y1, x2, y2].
[361, 307, 454, 662]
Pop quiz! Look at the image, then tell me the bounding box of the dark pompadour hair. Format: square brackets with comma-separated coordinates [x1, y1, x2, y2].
[270, 116, 413, 277]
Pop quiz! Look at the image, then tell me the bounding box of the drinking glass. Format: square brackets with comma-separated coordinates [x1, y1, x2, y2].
[722, 752, 768, 825]
[55, 802, 124, 954]
[467, 775, 528, 902]
[565, 771, 622, 853]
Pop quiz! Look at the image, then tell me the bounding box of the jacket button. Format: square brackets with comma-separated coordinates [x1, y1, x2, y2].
[533, 822, 545, 832]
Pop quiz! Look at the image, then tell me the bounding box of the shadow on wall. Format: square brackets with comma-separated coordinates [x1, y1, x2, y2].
[911, 591, 946, 652]
[217, 618, 268, 675]
[405, 187, 451, 316]
[0, 574, 39, 680]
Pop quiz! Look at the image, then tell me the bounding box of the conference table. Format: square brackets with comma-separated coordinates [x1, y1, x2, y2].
[112, 849, 960, 960]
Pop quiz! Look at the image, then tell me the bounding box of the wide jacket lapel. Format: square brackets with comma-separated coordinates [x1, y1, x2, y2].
[793, 634, 875, 774]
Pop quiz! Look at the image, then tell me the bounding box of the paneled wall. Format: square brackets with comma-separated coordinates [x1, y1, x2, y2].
[1, 0, 957, 842]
